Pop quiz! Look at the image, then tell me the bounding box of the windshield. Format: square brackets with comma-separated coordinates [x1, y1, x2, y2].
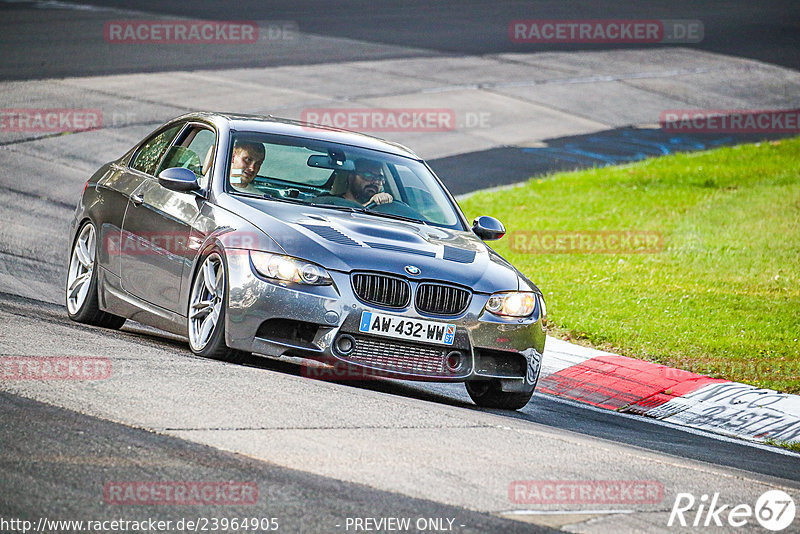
[225, 132, 464, 229]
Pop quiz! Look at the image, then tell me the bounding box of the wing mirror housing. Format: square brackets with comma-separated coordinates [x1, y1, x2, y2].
[472, 215, 506, 240]
[158, 167, 200, 192]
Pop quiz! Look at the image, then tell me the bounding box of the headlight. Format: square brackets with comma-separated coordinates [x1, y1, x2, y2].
[249, 251, 332, 285]
[539, 294, 547, 326]
[485, 292, 538, 318]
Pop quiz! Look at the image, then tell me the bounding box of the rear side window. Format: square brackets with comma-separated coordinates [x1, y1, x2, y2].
[130, 124, 183, 175]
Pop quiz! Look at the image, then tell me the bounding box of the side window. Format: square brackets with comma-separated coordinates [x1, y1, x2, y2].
[130, 124, 183, 175]
[392, 164, 450, 224]
[158, 126, 217, 188]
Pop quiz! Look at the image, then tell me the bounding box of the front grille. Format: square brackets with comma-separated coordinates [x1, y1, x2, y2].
[351, 273, 410, 308]
[415, 283, 471, 315]
[344, 335, 459, 376]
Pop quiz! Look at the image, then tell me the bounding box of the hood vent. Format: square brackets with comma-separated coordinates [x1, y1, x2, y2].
[443, 246, 476, 264]
[365, 241, 436, 257]
[299, 224, 361, 247]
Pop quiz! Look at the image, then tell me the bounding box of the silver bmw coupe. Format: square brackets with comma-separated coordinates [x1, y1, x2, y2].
[66, 112, 546, 409]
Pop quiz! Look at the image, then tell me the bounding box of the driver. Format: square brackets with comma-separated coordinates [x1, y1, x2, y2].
[342, 158, 393, 206]
[230, 141, 265, 194]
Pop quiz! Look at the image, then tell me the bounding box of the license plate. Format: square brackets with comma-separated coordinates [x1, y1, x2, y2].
[358, 311, 455, 346]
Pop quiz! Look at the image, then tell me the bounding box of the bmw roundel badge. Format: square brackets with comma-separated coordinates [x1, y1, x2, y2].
[405, 265, 421, 276]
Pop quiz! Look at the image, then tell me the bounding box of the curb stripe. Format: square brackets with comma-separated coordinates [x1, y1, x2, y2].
[538, 354, 726, 411]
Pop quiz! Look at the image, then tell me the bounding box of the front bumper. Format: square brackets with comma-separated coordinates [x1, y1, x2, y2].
[225, 252, 545, 390]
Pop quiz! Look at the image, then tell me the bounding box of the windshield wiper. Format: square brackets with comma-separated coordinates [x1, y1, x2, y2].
[306, 203, 428, 225]
[240, 195, 428, 225]
[263, 195, 307, 205]
[351, 207, 428, 225]
[234, 191, 307, 205]
[306, 203, 357, 212]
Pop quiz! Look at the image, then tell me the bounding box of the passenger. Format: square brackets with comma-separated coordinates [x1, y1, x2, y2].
[230, 141, 265, 194]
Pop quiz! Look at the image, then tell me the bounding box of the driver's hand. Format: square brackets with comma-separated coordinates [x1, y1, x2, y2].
[369, 192, 393, 205]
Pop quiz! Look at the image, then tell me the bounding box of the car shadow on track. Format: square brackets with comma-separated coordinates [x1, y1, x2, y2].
[11, 294, 800, 483]
[237, 352, 476, 410]
[7, 292, 483, 411]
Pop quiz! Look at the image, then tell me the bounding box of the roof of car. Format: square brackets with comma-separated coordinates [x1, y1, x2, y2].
[182, 112, 421, 160]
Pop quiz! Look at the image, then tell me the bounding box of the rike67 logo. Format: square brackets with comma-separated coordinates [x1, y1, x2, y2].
[669, 490, 796, 531]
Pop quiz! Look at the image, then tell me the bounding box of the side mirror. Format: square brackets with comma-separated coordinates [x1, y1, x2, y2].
[472, 215, 506, 240]
[158, 167, 200, 192]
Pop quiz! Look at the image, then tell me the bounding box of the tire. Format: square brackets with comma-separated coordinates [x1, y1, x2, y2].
[187, 250, 248, 363]
[465, 379, 534, 410]
[66, 221, 126, 329]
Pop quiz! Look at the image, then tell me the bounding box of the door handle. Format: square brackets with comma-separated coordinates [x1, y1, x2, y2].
[131, 193, 144, 206]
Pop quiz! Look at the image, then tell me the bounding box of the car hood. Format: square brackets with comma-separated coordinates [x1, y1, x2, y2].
[223, 196, 523, 294]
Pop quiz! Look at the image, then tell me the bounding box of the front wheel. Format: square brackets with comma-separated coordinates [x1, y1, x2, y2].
[188, 251, 247, 363]
[66, 222, 126, 329]
[465, 379, 534, 410]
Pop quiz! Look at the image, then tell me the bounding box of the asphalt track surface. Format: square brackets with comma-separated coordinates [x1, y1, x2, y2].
[2, 293, 799, 532]
[1, 1, 800, 532]
[2, 0, 799, 79]
[0, 391, 553, 534]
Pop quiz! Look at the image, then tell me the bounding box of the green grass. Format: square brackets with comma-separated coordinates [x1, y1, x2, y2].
[459, 138, 800, 393]
[764, 438, 800, 453]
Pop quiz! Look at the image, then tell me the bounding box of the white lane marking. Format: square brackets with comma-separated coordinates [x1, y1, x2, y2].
[541, 336, 612, 375]
[498, 509, 634, 515]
